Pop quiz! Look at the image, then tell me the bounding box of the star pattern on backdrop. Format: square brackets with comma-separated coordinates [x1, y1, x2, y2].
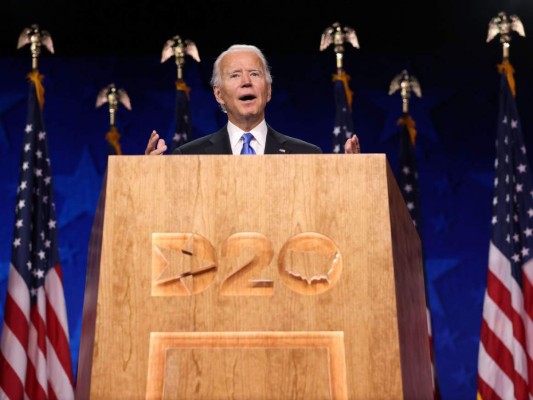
[0, 93, 26, 152]
[0, 261, 8, 283]
[434, 172, 453, 197]
[467, 171, 495, 191]
[424, 258, 461, 316]
[451, 364, 474, 388]
[58, 241, 79, 267]
[435, 325, 459, 351]
[429, 212, 451, 235]
[67, 311, 83, 375]
[468, 283, 485, 309]
[0, 55, 509, 400]
[375, 89, 452, 145]
[54, 146, 103, 227]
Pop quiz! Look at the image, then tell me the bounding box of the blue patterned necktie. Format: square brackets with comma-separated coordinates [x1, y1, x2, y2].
[240, 132, 256, 155]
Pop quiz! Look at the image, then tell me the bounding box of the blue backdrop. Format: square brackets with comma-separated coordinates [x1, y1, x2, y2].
[1, 43, 532, 399]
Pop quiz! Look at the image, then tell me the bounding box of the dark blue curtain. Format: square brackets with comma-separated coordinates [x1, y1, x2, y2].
[1, 48, 531, 399]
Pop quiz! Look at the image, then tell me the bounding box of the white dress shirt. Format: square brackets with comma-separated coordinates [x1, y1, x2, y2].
[228, 120, 268, 155]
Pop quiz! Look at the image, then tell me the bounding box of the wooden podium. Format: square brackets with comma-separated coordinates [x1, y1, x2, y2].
[76, 154, 432, 399]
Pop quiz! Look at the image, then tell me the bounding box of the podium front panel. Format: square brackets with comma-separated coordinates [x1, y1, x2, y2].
[78, 154, 432, 399]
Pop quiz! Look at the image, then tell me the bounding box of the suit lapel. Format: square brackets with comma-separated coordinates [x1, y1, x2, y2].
[264, 126, 289, 154]
[206, 127, 232, 154]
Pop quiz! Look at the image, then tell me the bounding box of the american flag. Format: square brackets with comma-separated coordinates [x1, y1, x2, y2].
[0, 72, 75, 399]
[477, 71, 533, 399]
[168, 79, 192, 153]
[331, 70, 354, 154]
[396, 114, 441, 399]
[397, 115, 421, 228]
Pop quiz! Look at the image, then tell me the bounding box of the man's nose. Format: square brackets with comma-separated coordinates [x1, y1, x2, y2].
[241, 74, 252, 85]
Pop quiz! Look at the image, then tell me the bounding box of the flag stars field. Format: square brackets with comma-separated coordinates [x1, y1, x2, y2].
[331, 77, 354, 154]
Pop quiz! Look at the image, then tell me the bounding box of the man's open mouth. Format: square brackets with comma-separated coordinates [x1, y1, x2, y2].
[239, 95, 256, 101]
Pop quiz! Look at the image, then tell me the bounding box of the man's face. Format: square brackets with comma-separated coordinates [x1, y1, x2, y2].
[213, 50, 272, 126]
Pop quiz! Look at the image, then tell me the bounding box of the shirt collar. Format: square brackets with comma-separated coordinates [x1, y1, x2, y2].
[228, 120, 268, 151]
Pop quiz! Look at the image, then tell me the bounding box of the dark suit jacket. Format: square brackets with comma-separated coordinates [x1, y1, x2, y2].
[172, 124, 322, 155]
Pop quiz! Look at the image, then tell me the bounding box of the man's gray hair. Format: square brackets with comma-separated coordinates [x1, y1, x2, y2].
[210, 44, 273, 88]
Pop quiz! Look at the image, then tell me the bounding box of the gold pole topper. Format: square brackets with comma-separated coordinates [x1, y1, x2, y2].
[161, 35, 200, 81]
[319, 22, 359, 72]
[96, 84, 131, 155]
[95, 83, 132, 127]
[17, 24, 54, 71]
[389, 70, 422, 115]
[487, 11, 525, 61]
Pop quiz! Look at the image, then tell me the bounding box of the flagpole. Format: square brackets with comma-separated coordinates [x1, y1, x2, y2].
[389, 69, 422, 145]
[161, 35, 200, 153]
[319, 22, 359, 154]
[95, 83, 131, 155]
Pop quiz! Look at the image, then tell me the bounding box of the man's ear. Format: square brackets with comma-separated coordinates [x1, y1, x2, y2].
[213, 86, 224, 105]
[267, 83, 272, 103]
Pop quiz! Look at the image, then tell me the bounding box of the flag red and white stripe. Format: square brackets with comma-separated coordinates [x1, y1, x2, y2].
[477, 70, 533, 399]
[0, 71, 74, 399]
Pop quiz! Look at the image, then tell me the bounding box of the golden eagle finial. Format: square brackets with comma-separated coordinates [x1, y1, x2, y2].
[487, 11, 525, 61]
[389, 70, 422, 114]
[161, 35, 200, 80]
[320, 22, 359, 72]
[96, 83, 132, 127]
[17, 24, 54, 71]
